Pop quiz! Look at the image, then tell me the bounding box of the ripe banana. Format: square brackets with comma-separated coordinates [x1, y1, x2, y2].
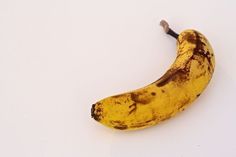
[91, 20, 215, 130]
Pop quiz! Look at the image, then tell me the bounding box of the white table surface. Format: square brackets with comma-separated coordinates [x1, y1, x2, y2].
[0, 0, 236, 157]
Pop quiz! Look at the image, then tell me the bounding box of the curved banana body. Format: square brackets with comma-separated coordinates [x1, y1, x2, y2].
[91, 28, 215, 130]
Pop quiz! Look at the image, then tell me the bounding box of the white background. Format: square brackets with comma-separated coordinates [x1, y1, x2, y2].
[0, 0, 236, 157]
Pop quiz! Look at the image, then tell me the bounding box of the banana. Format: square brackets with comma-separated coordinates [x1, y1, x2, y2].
[91, 20, 215, 130]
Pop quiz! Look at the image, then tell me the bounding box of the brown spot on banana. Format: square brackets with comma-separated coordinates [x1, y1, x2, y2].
[130, 92, 153, 104]
[128, 103, 137, 115]
[114, 125, 128, 130]
[110, 120, 128, 130]
[151, 92, 156, 96]
[156, 68, 189, 87]
[114, 101, 121, 104]
[195, 70, 207, 79]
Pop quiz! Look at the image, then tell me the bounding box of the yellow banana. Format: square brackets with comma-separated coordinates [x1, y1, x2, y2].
[91, 20, 215, 130]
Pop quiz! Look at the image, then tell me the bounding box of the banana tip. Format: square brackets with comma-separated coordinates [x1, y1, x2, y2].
[160, 20, 169, 33]
[91, 103, 101, 121]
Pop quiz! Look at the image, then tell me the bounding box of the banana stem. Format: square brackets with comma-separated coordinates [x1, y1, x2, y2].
[160, 20, 179, 39]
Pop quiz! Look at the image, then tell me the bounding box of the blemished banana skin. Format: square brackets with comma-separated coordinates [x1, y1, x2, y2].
[91, 20, 215, 130]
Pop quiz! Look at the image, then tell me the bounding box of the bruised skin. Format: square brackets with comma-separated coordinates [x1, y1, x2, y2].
[91, 30, 215, 130]
[156, 31, 214, 88]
